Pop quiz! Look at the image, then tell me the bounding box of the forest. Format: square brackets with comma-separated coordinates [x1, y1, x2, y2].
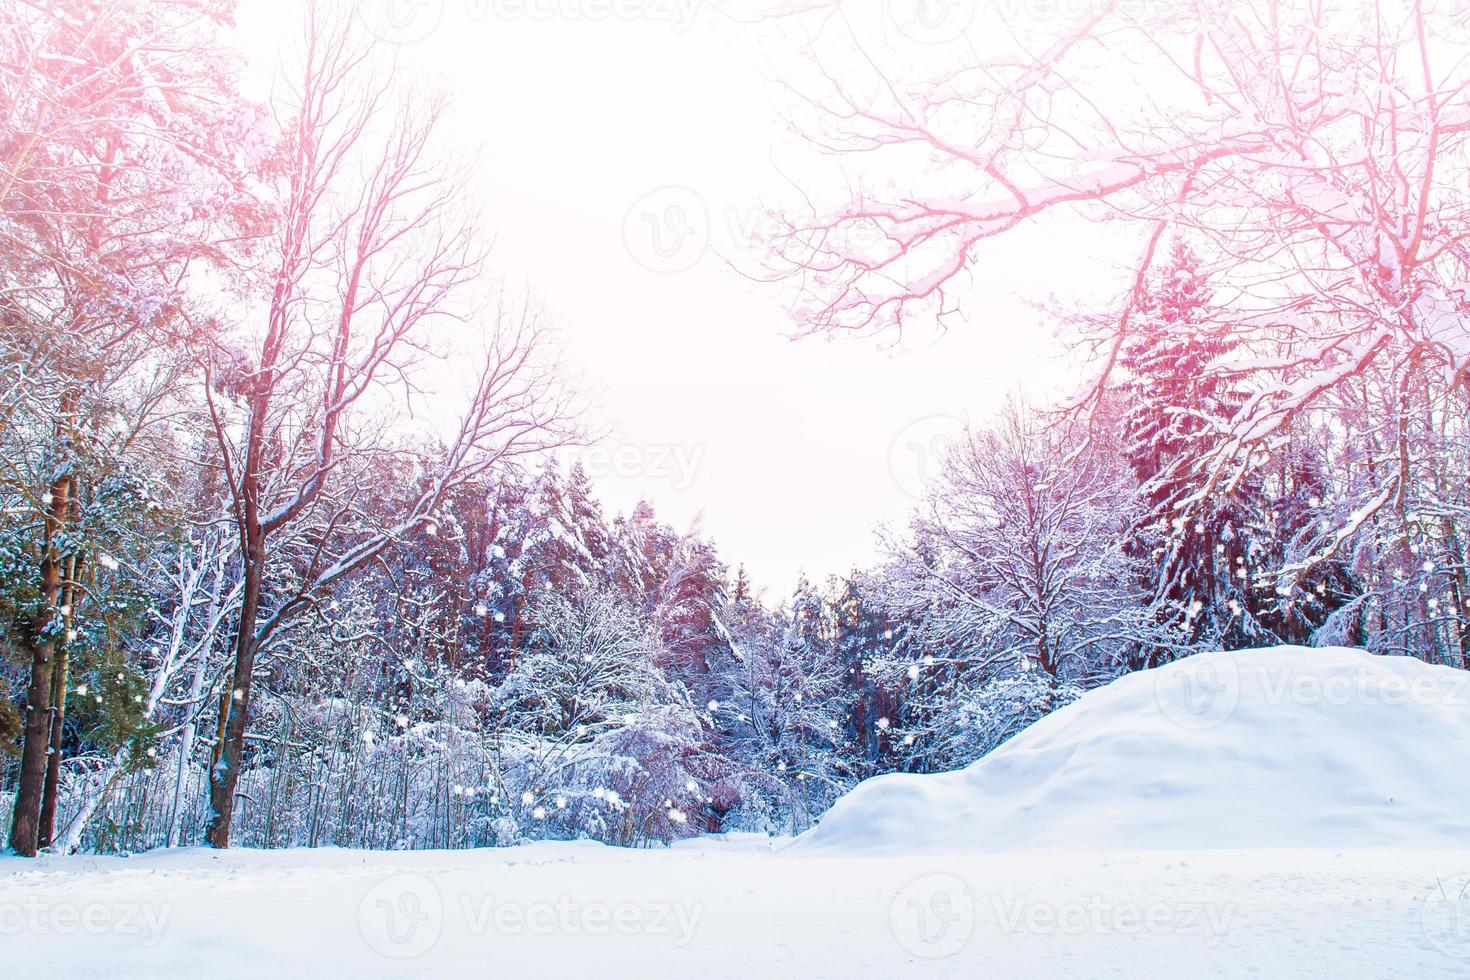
[4, 0, 1470, 864]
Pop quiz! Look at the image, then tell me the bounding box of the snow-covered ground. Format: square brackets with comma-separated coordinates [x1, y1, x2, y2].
[7, 647, 1470, 977]
[5, 838, 1470, 977]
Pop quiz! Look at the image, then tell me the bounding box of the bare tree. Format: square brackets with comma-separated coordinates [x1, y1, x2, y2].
[882, 402, 1167, 682]
[762, 1, 1470, 530]
[200, 3, 573, 848]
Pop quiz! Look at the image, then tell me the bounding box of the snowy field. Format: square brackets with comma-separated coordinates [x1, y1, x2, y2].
[8, 648, 1470, 978]
[5, 838, 1470, 977]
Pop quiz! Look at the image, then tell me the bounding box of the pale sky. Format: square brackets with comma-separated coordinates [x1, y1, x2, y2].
[239, 1, 1128, 596]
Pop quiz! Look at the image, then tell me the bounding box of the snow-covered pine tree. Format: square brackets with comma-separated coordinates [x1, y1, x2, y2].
[828, 574, 908, 777]
[1114, 240, 1265, 652]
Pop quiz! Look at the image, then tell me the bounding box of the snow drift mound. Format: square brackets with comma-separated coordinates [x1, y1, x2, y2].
[793, 646, 1470, 853]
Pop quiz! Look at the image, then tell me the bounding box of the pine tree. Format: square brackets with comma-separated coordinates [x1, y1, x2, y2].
[1116, 240, 1261, 652]
[829, 575, 906, 775]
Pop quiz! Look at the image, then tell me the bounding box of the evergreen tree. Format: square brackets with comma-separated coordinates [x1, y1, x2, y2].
[1116, 240, 1262, 652]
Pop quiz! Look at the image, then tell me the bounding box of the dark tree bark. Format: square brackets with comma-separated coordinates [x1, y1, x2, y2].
[204, 487, 265, 847]
[10, 412, 75, 856]
[38, 539, 81, 849]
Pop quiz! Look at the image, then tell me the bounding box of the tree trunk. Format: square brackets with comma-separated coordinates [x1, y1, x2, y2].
[37, 641, 72, 849]
[38, 544, 80, 849]
[56, 742, 130, 855]
[8, 464, 74, 856]
[205, 554, 263, 848]
[167, 647, 215, 847]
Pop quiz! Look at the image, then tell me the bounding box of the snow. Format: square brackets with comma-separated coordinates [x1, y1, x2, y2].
[7, 646, 1470, 977]
[5, 837, 1470, 977]
[794, 647, 1470, 854]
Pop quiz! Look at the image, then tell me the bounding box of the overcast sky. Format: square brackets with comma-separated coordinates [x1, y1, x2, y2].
[238, 1, 1128, 598]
